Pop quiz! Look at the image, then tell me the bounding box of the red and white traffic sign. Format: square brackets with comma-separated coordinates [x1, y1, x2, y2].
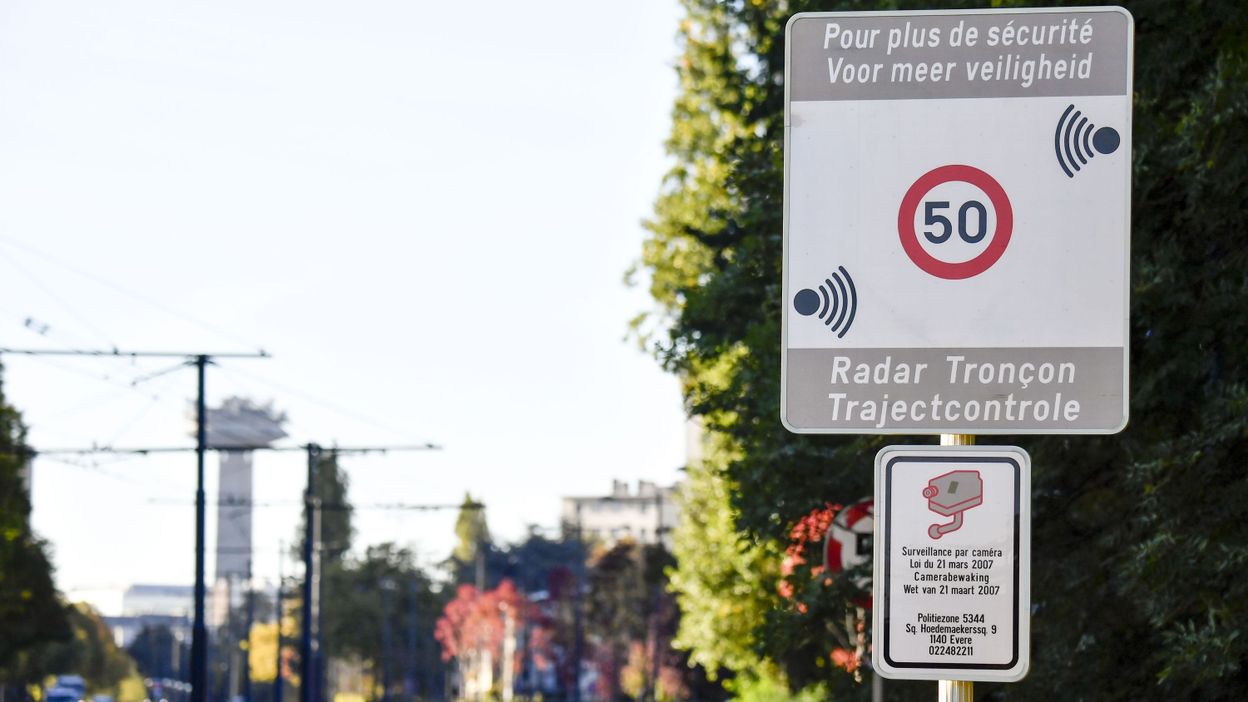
[824, 498, 873, 575]
[897, 165, 1013, 280]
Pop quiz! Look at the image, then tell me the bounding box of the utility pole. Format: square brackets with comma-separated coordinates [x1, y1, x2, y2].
[0, 346, 269, 702]
[406, 580, 419, 701]
[571, 503, 584, 702]
[275, 543, 285, 702]
[244, 561, 255, 702]
[193, 355, 209, 702]
[380, 579, 396, 702]
[296, 444, 443, 702]
[300, 444, 321, 702]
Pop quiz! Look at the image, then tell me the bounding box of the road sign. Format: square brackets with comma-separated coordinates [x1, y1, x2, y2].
[824, 498, 873, 576]
[781, 7, 1133, 434]
[872, 445, 1031, 682]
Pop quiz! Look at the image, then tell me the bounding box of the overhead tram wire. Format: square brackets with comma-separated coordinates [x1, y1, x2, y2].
[0, 235, 266, 354]
[147, 497, 483, 512]
[214, 363, 419, 442]
[0, 346, 269, 702]
[0, 248, 118, 348]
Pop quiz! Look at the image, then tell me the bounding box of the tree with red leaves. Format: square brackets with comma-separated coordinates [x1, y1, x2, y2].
[779, 503, 874, 680]
[435, 579, 531, 701]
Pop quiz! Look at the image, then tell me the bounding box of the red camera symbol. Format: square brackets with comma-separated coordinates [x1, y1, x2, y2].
[923, 470, 983, 539]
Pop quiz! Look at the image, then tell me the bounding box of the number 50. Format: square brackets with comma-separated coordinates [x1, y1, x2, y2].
[923, 200, 988, 244]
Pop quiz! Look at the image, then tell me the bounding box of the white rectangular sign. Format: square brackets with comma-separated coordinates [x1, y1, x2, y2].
[781, 7, 1133, 434]
[872, 445, 1031, 682]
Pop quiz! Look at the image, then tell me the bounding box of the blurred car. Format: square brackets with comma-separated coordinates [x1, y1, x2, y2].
[45, 688, 82, 702]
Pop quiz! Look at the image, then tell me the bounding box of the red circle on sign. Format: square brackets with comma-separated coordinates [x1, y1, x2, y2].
[897, 164, 1013, 280]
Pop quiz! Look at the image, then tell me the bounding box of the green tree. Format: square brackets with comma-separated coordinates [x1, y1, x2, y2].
[321, 544, 444, 700]
[587, 542, 648, 701]
[640, 1, 1248, 699]
[293, 450, 354, 566]
[668, 457, 780, 688]
[127, 625, 187, 681]
[499, 528, 581, 595]
[0, 365, 70, 688]
[13, 603, 139, 696]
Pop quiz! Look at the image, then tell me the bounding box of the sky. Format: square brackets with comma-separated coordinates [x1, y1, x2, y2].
[0, 0, 688, 613]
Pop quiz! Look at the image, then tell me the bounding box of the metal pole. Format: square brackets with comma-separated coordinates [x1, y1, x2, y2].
[314, 473, 326, 702]
[938, 433, 974, 702]
[571, 503, 583, 702]
[244, 564, 255, 702]
[191, 355, 209, 702]
[300, 444, 321, 702]
[475, 544, 485, 591]
[648, 492, 663, 702]
[407, 581, 419, 700]
[937, 681, 972, 702]
[381, 583, 393, 702]
[274, 547, 285, 702]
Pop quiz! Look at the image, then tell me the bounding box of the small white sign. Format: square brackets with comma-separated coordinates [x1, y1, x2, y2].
[872, 445, 1031, 682]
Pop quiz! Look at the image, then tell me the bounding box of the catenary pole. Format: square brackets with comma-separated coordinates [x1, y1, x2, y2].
[300, 444, 322, 702]
[274, 543, 285, 702]
[938, 433, 975, 702]
[244, 561, 255, 702]
[192, 355, 209, 702]
[571, 503, 584, 702]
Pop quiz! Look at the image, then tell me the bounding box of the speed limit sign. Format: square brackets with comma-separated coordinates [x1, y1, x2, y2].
[897, 165, 1013, 280]
[781, 7, 1132, 435]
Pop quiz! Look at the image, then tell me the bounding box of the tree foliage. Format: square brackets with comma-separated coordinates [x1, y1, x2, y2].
[585, 540, 709, 702]
[12, 603, 138, 696]
[453, 494, 491, 566]
[642, 0, 1248, 699]
[434, 579, 533, 701]
[0, 365, 70, 686]
[321, 543, 444, 698]
[127, 625, 188, 682]
[293, 450, 354, 566]
[669, 445, 780, 686]
[434, 580, 526, 664]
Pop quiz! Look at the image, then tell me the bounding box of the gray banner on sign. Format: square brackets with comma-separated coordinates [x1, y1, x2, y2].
[788, 9, 1131, 102]
[784, 347, 1126, 433]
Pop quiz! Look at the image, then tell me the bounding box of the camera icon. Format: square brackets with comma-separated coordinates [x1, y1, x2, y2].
[923, 470, 983, 539]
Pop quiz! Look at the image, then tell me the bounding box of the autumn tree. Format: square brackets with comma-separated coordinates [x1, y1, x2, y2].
[434, 580, 530, 701]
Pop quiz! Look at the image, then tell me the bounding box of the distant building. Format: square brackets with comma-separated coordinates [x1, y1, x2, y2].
[561, 480, 680, 547]
[202, 397, 287, 583]
[103, 584, 193, 648]
[123, 584, 193, 617]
